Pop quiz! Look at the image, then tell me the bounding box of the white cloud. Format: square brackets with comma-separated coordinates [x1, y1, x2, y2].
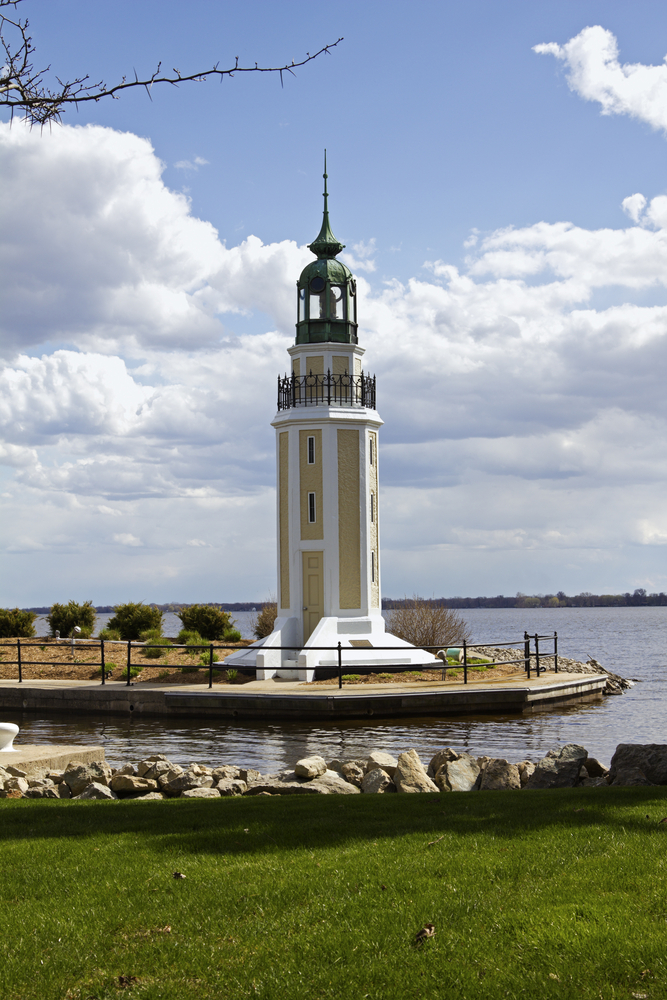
[535, 26, 667, 133]
[113, 533, 143, 547]
[174, 156, 210, 171]
[341, 238, 377, 273]
[2, 122, 667, 600]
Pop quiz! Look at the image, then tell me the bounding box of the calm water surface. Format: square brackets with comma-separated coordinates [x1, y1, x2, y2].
[8, 607, 665, 771]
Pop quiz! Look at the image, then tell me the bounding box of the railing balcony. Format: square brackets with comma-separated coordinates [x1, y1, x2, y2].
[277, 371, 376, 411]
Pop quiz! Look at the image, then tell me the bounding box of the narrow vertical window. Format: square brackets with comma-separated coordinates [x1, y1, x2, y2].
[307, 436, 315, 465]
[371, 550, 375, 583]
[370, 492, 375, 523]
[308, 492, 316, 523]
[369, 438, 374, 465]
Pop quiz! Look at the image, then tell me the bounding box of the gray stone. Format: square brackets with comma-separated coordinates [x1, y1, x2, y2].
[74, 782, 118, 800]
[212, 765, 241, 782]
[27, 777, 54, 788]
[610, 766, 655, 787]
[584, 757, 609, 778]
[435, 755, 480, 793]
[518, 762, 536, 787]
[181, 786, 221, 798]
[162, 773, 214, 797]
[110, 774, 160, 794]
[216, 778, 247, 796]
[24, 786, 60, 799]
[479, 759, 521, 791]
[46, 771, 65, 784]
[365, 750, 398, 777]
[609, 745, 667, 786]
[525, 744, 588, 790]
[6, 776, 29, 794]
[64, 761, 112, 796]
[394, 749, 439, 793]
[361, 768, 396, 793]
[580, 776, 608, 787]
[247, 768, 360, 796]
[127, 791, 165, 800]
[157, 766, 184, 788]
[187, 763, 211, 776]
[294, 755, 327, 779]
[341, 762, 364, 787]
[327, 758, 344, 772]
[115, 763, 136, 777]
[6, 765, 27, 777]
[239, 768, 261, 784]
[56, 781, 71, 799]
[136, 754, 170, 776]
[427, 748, 461, 780]
[142, 760, 176, 781]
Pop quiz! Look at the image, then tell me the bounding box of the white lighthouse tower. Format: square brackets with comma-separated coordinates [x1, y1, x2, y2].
[229, 160, 437, 680]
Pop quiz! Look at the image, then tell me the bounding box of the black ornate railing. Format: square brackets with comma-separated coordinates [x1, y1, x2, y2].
[277, 371, 376, 410]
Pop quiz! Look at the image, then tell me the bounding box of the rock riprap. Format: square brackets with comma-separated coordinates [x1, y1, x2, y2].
[3, 743, 667, 801]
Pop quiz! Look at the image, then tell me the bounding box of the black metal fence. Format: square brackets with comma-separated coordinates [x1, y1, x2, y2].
[277, 371, 376, 410]
[0, 632, 560, 690]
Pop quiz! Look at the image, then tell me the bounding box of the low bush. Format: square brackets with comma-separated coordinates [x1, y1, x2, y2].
[385, 595, 472, 650]
[176, 605, 240, 642]
[98, 627, 121, 641]
[176, 629, 205, 647]
[252, 599, 278, 640]
[46, 600, 96, 638]
[226, 668, 238, 682]
[0, 607, 37, 638]
[106, 602, 162, 641]
[139, 628, 170, 659]
[199, 650, 220, 666]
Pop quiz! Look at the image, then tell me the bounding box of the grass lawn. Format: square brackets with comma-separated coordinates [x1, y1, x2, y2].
[2, 787, 667, 999]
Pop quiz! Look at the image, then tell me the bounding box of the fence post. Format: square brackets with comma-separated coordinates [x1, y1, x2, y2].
[524, 632, 530, 679]
[463, 639, 468, 685]
[338, 641, 342, 690]
[101, 639, 105, 685]
[209, 644, 214, 689]
[126, 640, 132, 686]
[534, 633, 540, 677]
[554, 631, 558, 673]
[17, 638, 22, 683]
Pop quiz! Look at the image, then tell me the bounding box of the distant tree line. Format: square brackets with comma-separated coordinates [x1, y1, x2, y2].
[382, 589, 667, 609]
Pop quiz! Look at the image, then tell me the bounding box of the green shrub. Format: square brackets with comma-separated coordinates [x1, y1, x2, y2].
[342, 674, 361, 681]
[176, 605, 238, 642]
[106, 602, 162, 641]
[176, 629, 204, 646]
[226, 668, 238, 683]
[181, 666, 200, 674]
[252, 600, 278, 639]
[0, 608, 37, 638]
[46, 600, 96, 638]
[98, 627, 121, 641]
[199, 650, 220, 667]
[139, 628, 170, 659]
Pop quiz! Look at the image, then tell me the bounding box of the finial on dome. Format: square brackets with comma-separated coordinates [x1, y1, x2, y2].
[308, 150, 345, 259]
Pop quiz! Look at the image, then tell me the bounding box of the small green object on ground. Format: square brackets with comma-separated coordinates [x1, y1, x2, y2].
[1, 788, 666, 998]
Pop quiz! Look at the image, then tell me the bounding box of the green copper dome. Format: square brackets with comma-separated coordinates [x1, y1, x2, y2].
[295, 152, 358, 346]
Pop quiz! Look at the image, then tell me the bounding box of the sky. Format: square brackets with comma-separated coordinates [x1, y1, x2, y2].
[3, 0, 667, 605]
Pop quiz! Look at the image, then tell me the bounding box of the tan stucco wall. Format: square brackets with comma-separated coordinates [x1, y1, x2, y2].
[332, 355, 349, 376]
[299, 429, 323, 540]
[279, 431, 290, 610]
[292, 358, 300, 377]
[338, 428, 361, 609]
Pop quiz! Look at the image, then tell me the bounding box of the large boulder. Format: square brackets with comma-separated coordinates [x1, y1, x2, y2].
[435, 755, 480, 792]
[361, 768, 396, 793]
[394, 750, 439, 793]
[294, 755, 327, 779]
[479, 759, 521, 791]
[341, 763, 364, 787]
[64, 762, 112, 796]
[584, 758, 609, 779]
[24, 786, 60, 799]
[213, 765, 241, 782]
[247, 769, 360, 795]
[136, 754, 170, 776]
[74, 782, 118, 800]
[5, 776, 29, 794]
[365, 751, 398, 777]
[162, 773, 214, 797]
[142, 760, 177, 781]
[427, 748, 461, 780]
[525, 744, 588, 790]
[518, 762, 536, 787]
[609, 745, 667, 786]
[110, 774, 160, 794]
[239, 768, 262, 784]
[157, 766, 185, 788]
[610, 766, 655, 787]
[216, 778, 247, 796]
[181, 786, 221, 798]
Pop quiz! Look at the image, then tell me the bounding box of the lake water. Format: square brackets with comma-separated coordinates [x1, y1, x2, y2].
[9, 607, 666, 771]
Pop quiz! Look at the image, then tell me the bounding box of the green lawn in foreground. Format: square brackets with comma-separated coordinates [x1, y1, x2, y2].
[2, 788, 667, 1000]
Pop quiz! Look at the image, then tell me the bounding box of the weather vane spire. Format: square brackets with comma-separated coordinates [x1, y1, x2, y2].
[308, 149, 344, 259]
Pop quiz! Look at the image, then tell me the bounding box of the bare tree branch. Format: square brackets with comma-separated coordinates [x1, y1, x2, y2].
[0, 1, 343, 127]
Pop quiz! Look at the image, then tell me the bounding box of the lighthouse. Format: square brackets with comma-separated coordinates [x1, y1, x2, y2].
[229, 159, 437, 680]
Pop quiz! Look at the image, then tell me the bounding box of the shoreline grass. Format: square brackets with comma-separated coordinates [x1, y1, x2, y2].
[2, 787, 667, 999]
